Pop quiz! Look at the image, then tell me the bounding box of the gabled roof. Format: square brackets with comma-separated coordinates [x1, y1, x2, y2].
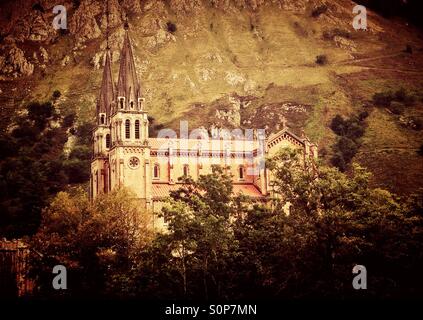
[152, 183, 264, 200]
[266, 127, 305, 148]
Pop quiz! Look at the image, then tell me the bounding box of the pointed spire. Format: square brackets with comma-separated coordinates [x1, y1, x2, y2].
[97, 49, 114, 122]
[116, 19, 142, 109]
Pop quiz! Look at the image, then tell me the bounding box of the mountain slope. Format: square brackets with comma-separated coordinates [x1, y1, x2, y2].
[0, 0, 422, 195]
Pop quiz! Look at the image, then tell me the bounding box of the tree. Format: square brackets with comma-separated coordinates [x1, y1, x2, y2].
[30, 188, 153, 298]
[135, 167, 246, 300]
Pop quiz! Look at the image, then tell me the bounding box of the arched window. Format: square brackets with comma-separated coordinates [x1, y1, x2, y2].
[106, 134, 111, 148]
[135, 120, 140, 139]
[183, 164, 189, 177]
[153, 163, 160, 179]
[130, 101, 134, 109]
[120, 98, 124, 109]
[125, 119, 130, 139]
[239, 166, 244, 180]
[100, 114, 105, 124]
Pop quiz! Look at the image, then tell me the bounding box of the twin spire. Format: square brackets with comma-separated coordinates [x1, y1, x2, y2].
[96, 17, 142, 124]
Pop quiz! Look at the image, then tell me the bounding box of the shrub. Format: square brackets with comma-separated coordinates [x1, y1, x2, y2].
[404, 94, 415, 106]
[63, 159, 90, 184]
[372, 91, 394, 107]
[52, 90, 61, 99]
[395, 88, 407, 102]
[336, 136, 358, 162]
[331, 152, 346, 172]
[63, 113, 76, 128]
[389, 101, 404, 115]
[345, 119, 365, 140]
[75, 122, 94, 145]
[315, 55, 328, 65]
[166, 22, 177, 33]
[311, 5, 328, 18]
[330, 115, 345, 136]
[69, 145, 91, 161]
[358, 111, 369, 121]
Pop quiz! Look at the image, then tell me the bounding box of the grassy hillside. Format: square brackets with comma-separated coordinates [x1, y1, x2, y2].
[0, 0, 422, 195]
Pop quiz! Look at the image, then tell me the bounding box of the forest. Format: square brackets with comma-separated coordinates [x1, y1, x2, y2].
[28, 149, 423, 300]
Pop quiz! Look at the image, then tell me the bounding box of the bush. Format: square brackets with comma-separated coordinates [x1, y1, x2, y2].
[166, 22, 177, 33]
[404, 94, 415, 106]
[330, 115, 345, 136]
[63, 159, 90, 184]
[372, 91, 394, 107]
[330, 152, 346, 172]
[345, 120, 365, 140]
[75, 122, 94, 145]
[358, 111, 369, 121]
[389, 101, 404, 115]
[63, 113, 76, 128]
[315, 54, 328, 65]
[52, 90, 61, 99]
[69, 145, 91, 161]
[336, 136, 358, 163]
[311, 5, 328, 18]
[395, 88, 407, 102]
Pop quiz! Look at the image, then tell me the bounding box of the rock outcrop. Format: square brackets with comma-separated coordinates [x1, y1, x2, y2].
[0, 45, 34, 79]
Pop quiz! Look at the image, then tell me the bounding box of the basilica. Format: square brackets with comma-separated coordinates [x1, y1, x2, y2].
[90, 24, 318, 215]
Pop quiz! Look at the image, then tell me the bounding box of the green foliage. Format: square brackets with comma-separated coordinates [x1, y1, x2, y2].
[30, 188, 153, 298]
[373, 88, 415, 108]
[29, 150, 423, 299]
[330, 114, 367, 171]
[0, 101, 92, 238]
[0, 102, 67, 237]
[74, 122, 94, 145]
[372, 91, 394, 107]
[52, 90, 62, 100]
[62, 113, 76, 128]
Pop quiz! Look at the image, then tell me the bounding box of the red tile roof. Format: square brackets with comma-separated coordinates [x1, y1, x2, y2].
[152, 183, 264, 200]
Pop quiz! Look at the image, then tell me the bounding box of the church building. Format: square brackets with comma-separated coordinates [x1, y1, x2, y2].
[90, 25, 318, 215]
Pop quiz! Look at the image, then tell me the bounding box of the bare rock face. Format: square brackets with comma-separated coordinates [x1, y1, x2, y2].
[169, 0, 203, 14]
[0, 45, 34, 79]
[40, 47, 49, 63]
[121, 0, 142, 14]
[99, 0, 123, 31]
[8, 5, 56, 43]
[69, 0, 102, 43]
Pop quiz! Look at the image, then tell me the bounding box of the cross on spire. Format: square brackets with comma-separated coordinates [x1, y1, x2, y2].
[106, 0, 110, 50]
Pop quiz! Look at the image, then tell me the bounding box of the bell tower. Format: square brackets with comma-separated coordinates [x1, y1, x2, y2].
[90, 46, 114, 199]
[108, 20, 152, 206]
